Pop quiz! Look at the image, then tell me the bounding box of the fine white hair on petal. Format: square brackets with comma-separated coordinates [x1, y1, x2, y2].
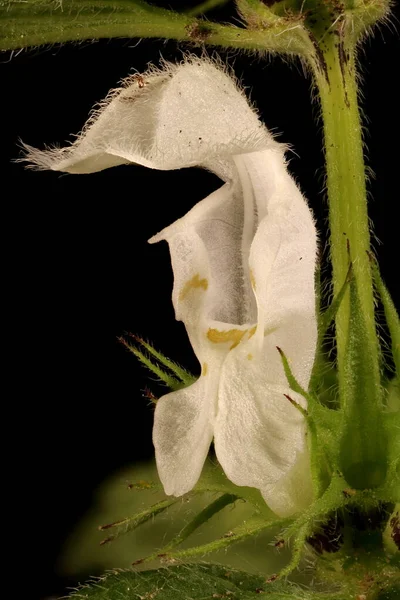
[21, 56, 281, 180]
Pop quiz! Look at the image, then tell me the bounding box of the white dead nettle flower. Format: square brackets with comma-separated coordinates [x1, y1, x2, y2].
[25, 59, 317, 517]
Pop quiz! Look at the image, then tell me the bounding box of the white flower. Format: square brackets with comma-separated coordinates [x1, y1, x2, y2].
[25, 58, 317, 517]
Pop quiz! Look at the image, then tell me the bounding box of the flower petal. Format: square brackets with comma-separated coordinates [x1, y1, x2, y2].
[24, 59, 275, 180]
[214, 343, 308, 514]
[214, 151, 317, 514]
[262, 448, 313, 516]
[150, 181, 257, 331]
[151, 182, 252, 495]
[237, 151, 318, 388]
[153, 376, 215, 496]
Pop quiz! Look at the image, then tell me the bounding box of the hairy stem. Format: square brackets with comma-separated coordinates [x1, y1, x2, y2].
[1, 0, 314, 54]
[313, 34, 379, 391]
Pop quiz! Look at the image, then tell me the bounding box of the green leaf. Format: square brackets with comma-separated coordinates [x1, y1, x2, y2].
[69, 563, 346, 599]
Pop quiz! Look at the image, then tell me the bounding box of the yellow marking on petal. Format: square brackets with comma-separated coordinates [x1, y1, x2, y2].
[179, 273, 208, 301]
[263, 326, 278, 337]
[250, 269, 256, 290]
[248, 326, 257, 339]
[207, 328, 247, 350]
[202, 363, 208, 376]
[247, 353, 253, 361]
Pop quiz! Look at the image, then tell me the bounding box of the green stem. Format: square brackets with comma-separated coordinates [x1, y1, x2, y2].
[313, 35, 379, 390]
[0, 0, 315, 54]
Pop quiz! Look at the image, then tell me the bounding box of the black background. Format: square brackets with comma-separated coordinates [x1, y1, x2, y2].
[2, 1, 399, 598]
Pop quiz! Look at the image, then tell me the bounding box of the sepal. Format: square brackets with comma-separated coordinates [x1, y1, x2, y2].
[370, 253, 400, 382]
[119, 335, 196, 393]
[339, 268, 387, 489]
